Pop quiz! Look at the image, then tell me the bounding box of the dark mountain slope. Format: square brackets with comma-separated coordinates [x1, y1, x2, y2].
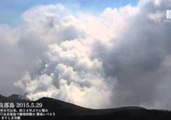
[0, 94, 171, 120]
[0, 94, 7, 102]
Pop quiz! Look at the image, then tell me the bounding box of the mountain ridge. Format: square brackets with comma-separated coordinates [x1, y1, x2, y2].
[0, 94, 171, 120]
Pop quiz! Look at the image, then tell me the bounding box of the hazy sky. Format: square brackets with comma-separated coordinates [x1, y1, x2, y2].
[1, 0, 171, 109]
[0, 0, 138, 25]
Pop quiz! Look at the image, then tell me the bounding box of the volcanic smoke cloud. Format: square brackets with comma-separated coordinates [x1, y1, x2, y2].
[0, 0, 171, 109]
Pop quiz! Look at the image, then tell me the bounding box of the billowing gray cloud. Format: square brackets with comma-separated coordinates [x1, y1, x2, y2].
[93, 0, 171, 108]
[0, 0, 171, 109]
